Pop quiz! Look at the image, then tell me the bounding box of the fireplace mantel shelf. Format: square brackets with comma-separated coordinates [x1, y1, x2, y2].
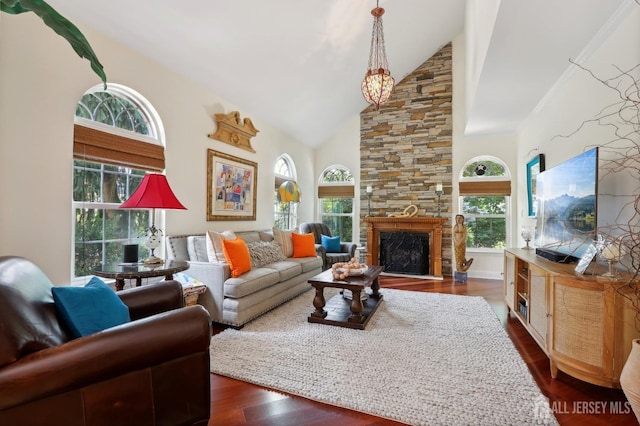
[363, 217, 447, 225]
[363, 216, 447, 277]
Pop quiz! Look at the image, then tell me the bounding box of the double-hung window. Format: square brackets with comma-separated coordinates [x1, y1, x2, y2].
[458, 158, 511, 250]
[73, 85, 164, 278]
[318, 166, 354, 242]
[273, 154, 298, 230]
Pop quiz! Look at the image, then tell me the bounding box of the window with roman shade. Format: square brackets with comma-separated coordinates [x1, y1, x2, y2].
[458, 157, 511, 250]
[72, 85, 165, 278]
[318, 166, 354, 242]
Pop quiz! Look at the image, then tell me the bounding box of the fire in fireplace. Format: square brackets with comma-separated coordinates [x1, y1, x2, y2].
[379, 232, 430, 275]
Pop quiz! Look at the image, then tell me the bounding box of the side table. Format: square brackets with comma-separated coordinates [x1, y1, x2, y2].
[182, 284, 207, 306]
[94, 260, 189, 291]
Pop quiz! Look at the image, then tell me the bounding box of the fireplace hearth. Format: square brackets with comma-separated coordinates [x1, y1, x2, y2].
[380, 232, 429, 275]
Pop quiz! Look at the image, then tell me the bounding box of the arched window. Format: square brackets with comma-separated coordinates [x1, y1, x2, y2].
[458, 156, 511, 250]
[73, 84, 165, 278]
[273, 154, 298, 229]
[318, 165, 354, 242]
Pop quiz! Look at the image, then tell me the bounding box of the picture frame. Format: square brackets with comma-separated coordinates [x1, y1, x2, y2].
[207, 149, 257, 221]
[526, 154, 545, 217]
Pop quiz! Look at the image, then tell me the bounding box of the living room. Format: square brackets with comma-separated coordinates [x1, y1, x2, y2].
[1, 0, 640, 424]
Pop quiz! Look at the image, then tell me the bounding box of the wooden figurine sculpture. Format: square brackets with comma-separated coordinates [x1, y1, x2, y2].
[453, 214, 473, 272]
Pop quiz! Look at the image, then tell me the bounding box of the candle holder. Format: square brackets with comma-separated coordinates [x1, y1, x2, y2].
[435, 188, 444, 217]
[595, 238, 623, 278]
[366, 186, 373, 216]
[520, 226, 534, 250]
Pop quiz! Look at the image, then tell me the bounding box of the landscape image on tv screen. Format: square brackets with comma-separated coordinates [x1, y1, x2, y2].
[535, 147, 598, 260]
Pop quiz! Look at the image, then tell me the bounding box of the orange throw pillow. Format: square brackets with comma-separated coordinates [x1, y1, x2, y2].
[222, 236, 251, 278]
[292, 232, 317, 258]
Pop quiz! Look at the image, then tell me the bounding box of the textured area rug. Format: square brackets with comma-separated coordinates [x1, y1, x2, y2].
[209, 289, 558, 425]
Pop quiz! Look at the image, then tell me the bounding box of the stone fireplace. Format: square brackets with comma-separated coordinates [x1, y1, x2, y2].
[363, 217, 447, 277]
[359, 43, 453, 276]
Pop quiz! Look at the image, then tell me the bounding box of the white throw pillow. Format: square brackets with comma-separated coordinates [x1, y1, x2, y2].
[206, 230, 237, 262]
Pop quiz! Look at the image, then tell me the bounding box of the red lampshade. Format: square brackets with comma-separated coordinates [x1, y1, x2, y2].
[120, 174, 187, 210]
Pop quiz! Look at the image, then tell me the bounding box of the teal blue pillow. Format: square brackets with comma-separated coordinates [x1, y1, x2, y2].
[321, 234, 341, 253]
[52, 277, 130, 338]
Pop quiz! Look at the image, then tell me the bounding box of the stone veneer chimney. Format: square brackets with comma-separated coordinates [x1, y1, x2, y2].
[360, 43, 453, 276]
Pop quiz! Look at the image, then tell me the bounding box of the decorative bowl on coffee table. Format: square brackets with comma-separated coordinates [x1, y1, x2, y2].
[336, 265, 368, 276]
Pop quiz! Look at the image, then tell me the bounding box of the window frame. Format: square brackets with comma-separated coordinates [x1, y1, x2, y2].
[273, 154, 298, 230]
[458, 156, 511, 253]
[317, 165, 355, 242]
[72, 85, 164, 281]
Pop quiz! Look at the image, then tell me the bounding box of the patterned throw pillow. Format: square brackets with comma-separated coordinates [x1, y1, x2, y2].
[206, 230, 237, 262]
[247, 241, 287, 268]
[272, 228, 296, 257]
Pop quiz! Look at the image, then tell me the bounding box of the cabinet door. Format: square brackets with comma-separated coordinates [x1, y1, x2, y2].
[528, 264, 547, 348]
[549, 276, 607, 381]
[504, 252, 516, 312]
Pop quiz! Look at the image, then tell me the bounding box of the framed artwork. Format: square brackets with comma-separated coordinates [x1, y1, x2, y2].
[207, 149, 257, 221]
[526, 154, 545, 217]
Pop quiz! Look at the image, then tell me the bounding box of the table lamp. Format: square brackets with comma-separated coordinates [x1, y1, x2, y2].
[120, 173, 186, 265]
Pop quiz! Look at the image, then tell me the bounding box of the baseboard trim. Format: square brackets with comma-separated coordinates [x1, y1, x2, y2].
[380, 272, 444, 281]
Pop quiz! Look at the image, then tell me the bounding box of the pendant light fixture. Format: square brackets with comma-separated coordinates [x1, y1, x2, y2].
[361, 0, 395, 110]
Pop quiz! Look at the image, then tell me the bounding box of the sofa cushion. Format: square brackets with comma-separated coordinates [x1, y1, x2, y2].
[223, 268, 280, 298]
[265, 260, 303, 282]
[206, 229, 237, 262]
[288, 256, 323, 273]
[247, 241, 287, 268]
[272, 228, 295, 257]
[292, 233, 317, 258]
[236, 231, 263, 244]
[187, 236, 208, 262]
[222, 236, 252, 278]
[52, 277, 131, 339]
[321, 234, 341, 253]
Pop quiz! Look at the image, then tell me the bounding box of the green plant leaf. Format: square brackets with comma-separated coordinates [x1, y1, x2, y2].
[1, 0, 107, 88]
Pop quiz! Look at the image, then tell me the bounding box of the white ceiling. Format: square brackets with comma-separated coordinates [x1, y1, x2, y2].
[49, 0, 630, 147]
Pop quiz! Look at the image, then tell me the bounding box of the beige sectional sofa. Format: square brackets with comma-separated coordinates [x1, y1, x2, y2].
[166, 230, 322, 327]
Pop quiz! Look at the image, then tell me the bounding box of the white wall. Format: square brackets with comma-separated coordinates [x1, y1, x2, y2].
[0, 13, 315, 284]
[313, 115, 362, 241]
[452, 33, 518, 280]
[517, 3, 640, 244]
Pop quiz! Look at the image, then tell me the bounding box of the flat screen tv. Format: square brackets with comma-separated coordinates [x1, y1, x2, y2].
[535, 147, 598, 262]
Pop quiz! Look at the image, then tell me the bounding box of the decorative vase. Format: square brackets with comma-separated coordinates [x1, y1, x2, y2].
[620, 338, 640, 421]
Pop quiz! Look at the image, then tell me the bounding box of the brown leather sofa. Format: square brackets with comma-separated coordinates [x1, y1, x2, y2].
[0, 256, 212, 426]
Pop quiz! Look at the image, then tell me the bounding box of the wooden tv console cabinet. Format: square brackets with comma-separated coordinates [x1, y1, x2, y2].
[504, 248, 639, 388]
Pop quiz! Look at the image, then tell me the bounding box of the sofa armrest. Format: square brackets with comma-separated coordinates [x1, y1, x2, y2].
[184, 261, 229, 323]
[0, 305, 211, 411]
[117, 280, 184, 321]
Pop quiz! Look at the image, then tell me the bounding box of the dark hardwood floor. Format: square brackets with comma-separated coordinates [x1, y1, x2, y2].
[208, 276, 638, 425]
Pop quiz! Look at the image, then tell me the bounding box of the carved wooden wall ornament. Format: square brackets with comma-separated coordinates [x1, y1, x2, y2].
[208, 111, 259, 153]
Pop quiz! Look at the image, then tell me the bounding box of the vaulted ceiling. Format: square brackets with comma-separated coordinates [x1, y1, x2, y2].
[50, 0, 630, 147]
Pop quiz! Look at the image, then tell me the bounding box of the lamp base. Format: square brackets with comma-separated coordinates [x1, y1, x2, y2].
[143, 255, 164, 266]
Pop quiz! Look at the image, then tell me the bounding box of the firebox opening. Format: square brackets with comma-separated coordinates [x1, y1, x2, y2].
[379, 232, 429, 275]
